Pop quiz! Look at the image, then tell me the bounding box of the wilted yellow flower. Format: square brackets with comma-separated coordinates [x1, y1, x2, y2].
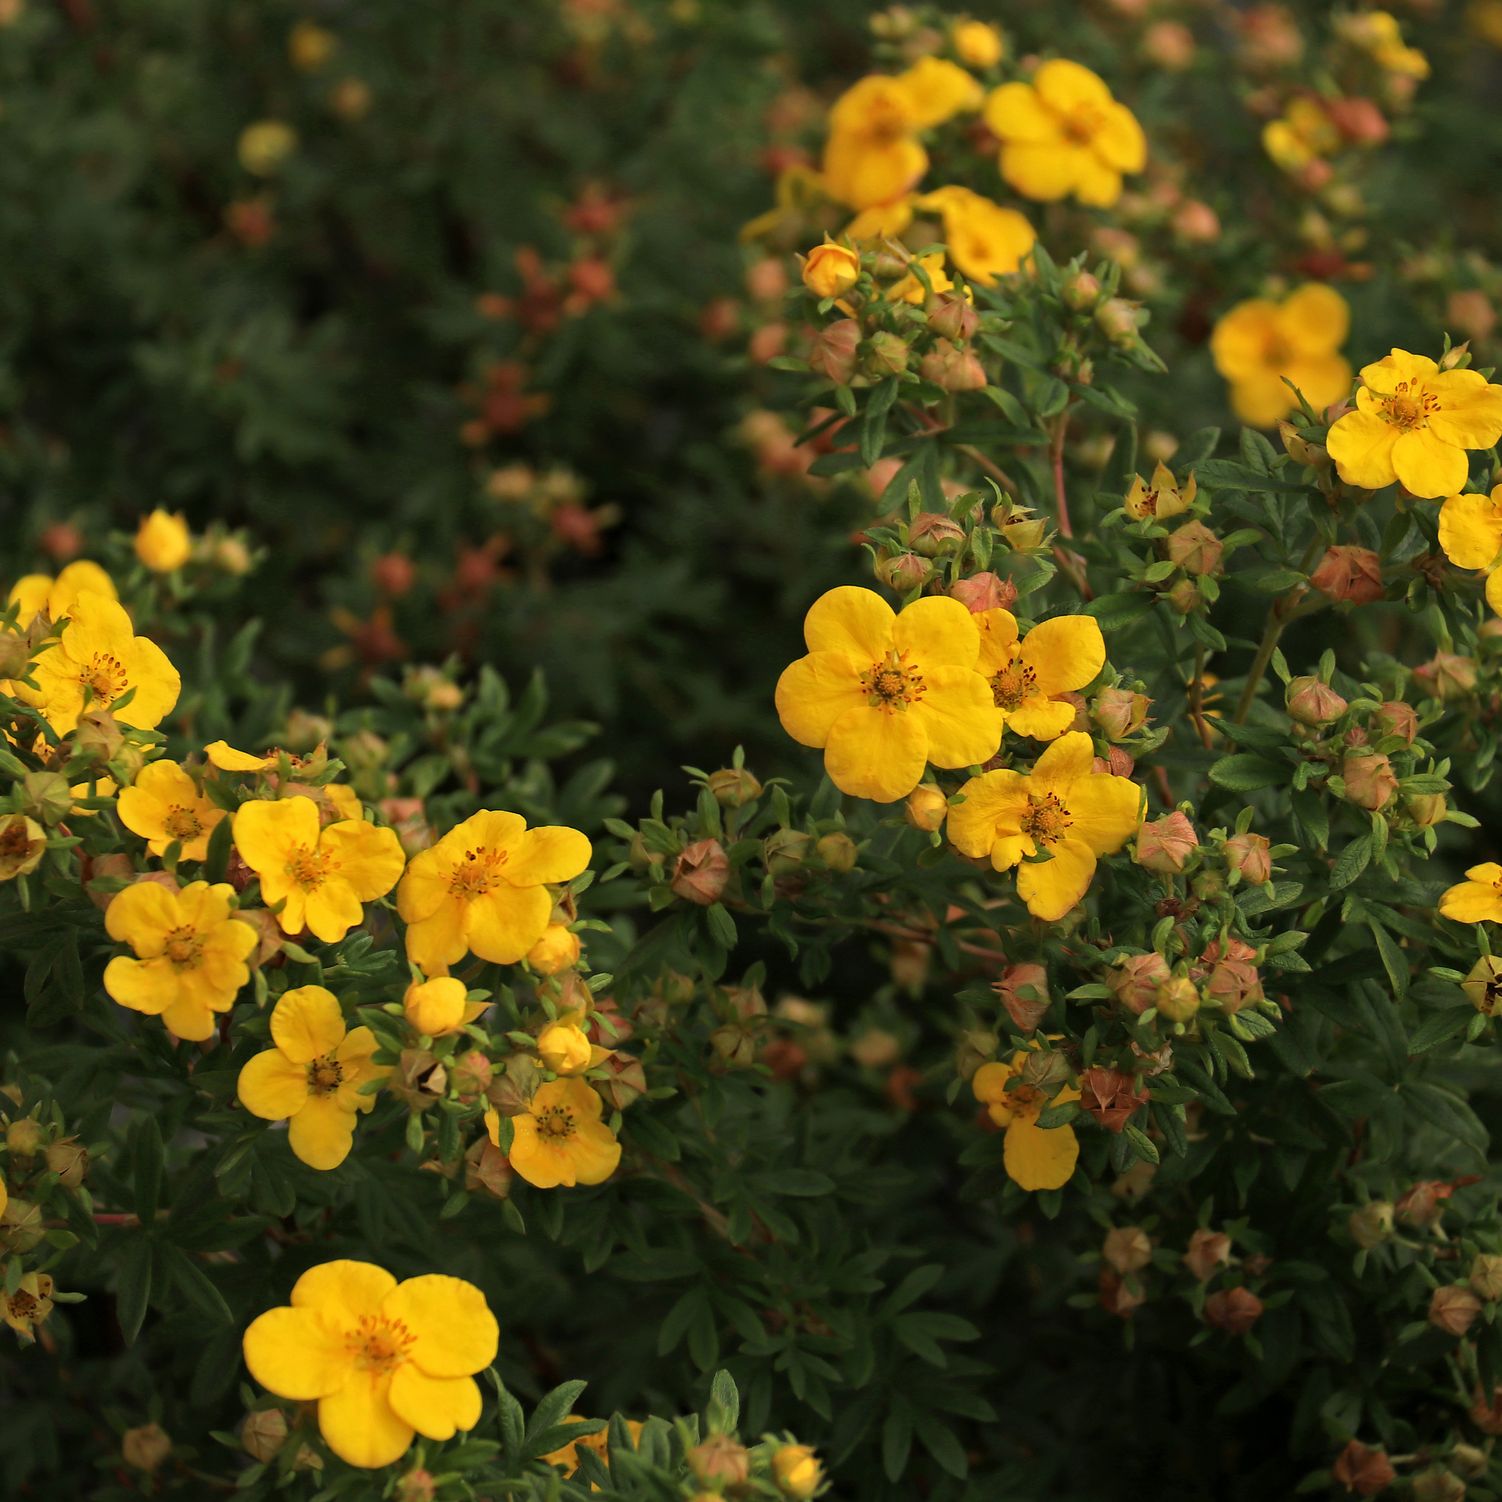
[883, 251, 956, 305]
[134, 510, 191, 573]
[243, 1260, 497, 1468]
[492, 1078, 621, 1188]
[3, 1271, 54, 1343]
[238, 120, 297, 176]
[1327, 349, 1502, 497]
[914, 185, 1035, 285]
[948, 731, 1142, 920]
[117, 760, 227, 862]
[1125, 463, 1197, 521]
[976, 609, 1104, 740]
[237, 986, 383, 1169]
[104, 880, 257, 1040]
[0, 814, 46, 881]
[983, 60, 1145, 207]
[973, 1051, 1079, 1190]
[1210, 285, 1351, 427]
[775, 587, 1000, 803]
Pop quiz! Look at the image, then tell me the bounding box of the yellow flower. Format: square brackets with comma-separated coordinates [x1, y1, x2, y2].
[537, 1020, 593, 1075]
[233, 798, 404, 942]
[1209, 285, 1351, 427]
[772, 1443, 824, 1498]
[528, 923, 581, 975]
[403, 976, 469, 1037]
[800, 240, 861, 299]
[0, 1176, 6, 1220]
[1347, 10, 1429, 77]
[775, 586, 1001, 804]
[0, 814, 46, 880]
[3, 1271, 54, 1343]
[976, 610, 1104, 739]
[914, 185, 1035, 285]
[238, 120, 297, 177]
[895, 56, 982, 128]
[24, 591, 180, 736]
[1327, 349, 1502, 498]
[1262, 97, 1339, 173]
[822, 75, 928, 211]
[134, 510, 191, 573]
[237, 986, 384, 1169]
[1472, 0, 1502, 48]
[845, 198, 915, 241]
[8, 560, 117, 628]
[1440, 864, 1502, 924]
[948, 731, 1143, 920]
[973, 1052, 1080, 1191]
[1439, 486, 1502, 571]
[242, 1259, 498, 1469]
[288, 19, 337, 71]
[396, 811, 591, 972]
[104, 880, 257, 1041]
[983, 59, 1146, 207]
[117, 760, 227, 862]
[495, 1078, 621, 1189]
[1125, 462, 1197, 521]
[541, 1415, 643, 1472]
[952, 19, 1004, 70]
[883, 251, 956, 305]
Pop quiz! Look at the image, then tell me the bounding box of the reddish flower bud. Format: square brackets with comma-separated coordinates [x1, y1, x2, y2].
[1326, 96, 1389, 145]
[919, 338, 987, 392]
[948, 572, 1017, 613]
[1224, 832, 1272, 885]
[1108, 953, 1170, 1015]
[1430, 1284, 1483, 1336]
[995, 962, 1050, 1031]
[1332, 1440, 1397, 1497]
[1183, 1228, 1232, 1282]
[1135, 812, 1199, 874]
[671, 838, 730, 906]
[808, 319, 861, 384]
[1415, 651, 1477, 702]
[1095, 296, 1143, 344]
[1103, 1225, 1154, 1275]
[1203, 1287, 1264, 1334]
[875, 551, 935, 592]
[908, 511, 967, 556]
[1079, 1066, 1149, 1132]
[1165, 520, 1223, 576]
[1098, 1267, 1146, 1319]
[1062, 270, 1103, 310]
[1286, 675, 1347, 726]
[1094, 746, 1135, 777]
[1311, 545, 1384, 604]
[1341, 751, 1397, 811]
[927, 293, 979, 342]
[1092, 686, 1151, 740]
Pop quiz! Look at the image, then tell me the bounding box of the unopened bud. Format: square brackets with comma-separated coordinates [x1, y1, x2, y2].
[1108, 952, 1171, 1016]
[874, 551, 934, 592]
[1093, 686, 1150, 740]
[1431, 1284, 1482, 1335]
[1286, 676, 1347, 726]
[707, 768, 761, 807]
[1155, 975, 1200, 1024]
[1183, 1228, 1233, 1282]
[1277, 420, 1330, 469]
[672, 838, 731, 905]
[6, 1118, 42, 1157]
[908, 511, 966, 557]
[996, 962, 1050, 1031]
[1332, 1441, 1397, 1498]
[122, 1425, 172, 1473]
[815, 832, 858, 872]
[1310, 545, 1383, 604]
[1062, 270, 1103, 310]
[1341, 751, 1397, 812]
[927, 293, 979, 342]
[1224, 832, 1272, 885]
[1415, 651, 1477, 702]
[800, 241, 860, 299]
[1349, 1201, 1395, 1248]
[688, 1435, 751, 1489]
[764, 829, 811, 876]
[919, 338, 986, 392]
[1412, 1469, 1467, 1502]
[21, 772, 73, 827]
[808, 319, 861, 384]
[44, 1136, 88, 1189]
[1103, 1225, 1153, 1275]
[905, 784, 948, 832]
[1135, 811, 1198, 875]
[772, 1444, 823, 1499]
[948, 572, 1017, 613]
[864, 331, 910, 379]
[527, 924, 581, 976]
[1374, 701, 1419, 745]
[1165, 519, 1223, 577]
[1095, 296, 1142, 345]
[1405, 792, 1447, 828]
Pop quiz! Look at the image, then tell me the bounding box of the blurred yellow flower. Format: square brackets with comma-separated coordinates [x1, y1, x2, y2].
[896, 56, 982, 128]
[1327, 349, 1502, 497]
[134, 510, 191, 573]
[1345, 10, 1429, 78]
[976, 609, 1104, 739]
[233, 797, 405, 941]
[238, 120, 297, 177]
[948, 731, 1142, 920]
[775, 586, 1001, 803]
[8, 560, 116, 628]
[884, 251, 956, 305]
[494, 1077, 621, 1188]
[288, 19, 336, 71]
[243, 1260, 497, 1468]
[1209, 284, 1351, 427]
[952, 19, 1004, 70]
[104, 880, 256, 1041]
[822, 75, 928, 210]
[117, 760, 226, 861]
[983, 59, 1145, 207]
[237, 985, 383, 1169]
[973, 1051, 1080, 1190]
[1262, 97, 1339, 173]
[915, 185, 1035, 284]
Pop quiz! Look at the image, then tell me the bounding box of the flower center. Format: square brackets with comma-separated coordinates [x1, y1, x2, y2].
[307, 1056, 344, 1095]
[344, 1314, 415, 1374]
[1022, 791, 1073, 846]
[861, 653, 925, 711]
[80, 653, 128, 706]
[1380, 379, 1438, 431]
[1061, 104, 1104, 144]
[8, 1291, 38, 1319]
[448, 845, 509, 899]
[163, 925, 203, 969]
[285, 843, 335, 891]
[536, 1104, 576, 1140]
[991, 657, 1037, 711]
[0, 824, 33, 859]
[163, 806, 203, 841]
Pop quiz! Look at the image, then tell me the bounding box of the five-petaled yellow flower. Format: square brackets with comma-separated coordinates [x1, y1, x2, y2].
[775, 586, 1001, 804]
[242, 1259, 498, 1468]
[234, 797, 404, 942]
[117, 760, 227, 862]
[896, 56, 982, 128]
[973, 1051, 1080, 1191]
[396, 810, 591, 972]
[1439, 865, 1502, 925]
[9, 560, 117, 629]
[492, 1078, 622, 1189]
[24, 591, 180, 737]
[976, 609, 1104, 740]
[104, 880, 257, 1041]
[237, 985, 384, 1169]
[822, 74, 928, 211]
[915, 185, 1035, 285]
[982, 59, 1145, 207]
[1209, 285, 1351, 427]
[948, 731, 1143, 920]
[1326, 349, 1502, 498]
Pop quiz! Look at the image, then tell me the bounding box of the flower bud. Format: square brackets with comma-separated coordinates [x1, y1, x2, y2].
[238, 120, 297, 177]
[991, 501, 1049, 552]
[1183, 1228, 1233, 1282]
[1222, 832, 1272, 885]
[1472, 1387, 1502, 1436]
[1310, 545, 1383, 604]
[1103, 1225, 1153, 1275]
[452, 1050, 494, 1101]
[807, 319, 861, 384]
[1286, 676, 1347, 726]
[954, 1028, 998, 1082]
[134, 510, 191, 572]
[240, 1409, 290, 1463]
[801, 241, 860, 299]
[45, 1136, 88, 1189]
[1202, 1287, 1263, 1334]
[404, 977, 467, 1037]
[863, 331, 910, 379]
[6, 1117, 42, 1157]
[1374, 701, 1418, 744]
[927, 293, 979, 343]
[21, 772, 73, 827]
[1464, 955, 1502, 1016]
[948, 572, 1017, 613]
[1170, 197, 1219, 241]
[672, 838, 730, 905]
[772, 1444, 823, 1499]
[396, 1469, 437, 1502]
[1469, 1253, 1502, 1302]
[919, 339, 987, 392]
[527, 924, 581, 975]
[995, 962, 1050, 1032]
[1155, 975, 1200, 1024]
[908, 511, 967, 557]
[1405, 792, 1447, 828]
[815, 832, 858, 872]
[1332, 1441, 1396, 1498]
[1135, 812, 1198, 875]
[1094, 296, 1142, 345]
[122, 1425, 172, 1472]
[1165, 519, 1223, 576]
[952, 18, 1004, 67]
[0, 1196, 44, 1251]
[765, 829, 812, 876]
[688, 1435, 751, 1489]
[537, 1021, 593, 1076]
[900, 786, 948, 835]
[1092, 686, 1150, 740]
[1062, 269, 1103, 310]
[1429, 1284, 1480, 1337]
[1452, 1443, 1488, 1479]
[1341, 751, 1397, 811]
[1107, 953, 1170, 1015]
[1415, 651, 1477, 702]
[874, 551, 935, 592]
[1349, 1201, 1395, 1248]
[707, 768, 761, 807]
[1412, 1469, 1467, 1502]
[1079, 1066, 1148, 1131]
[1277, 420, 1330, 468]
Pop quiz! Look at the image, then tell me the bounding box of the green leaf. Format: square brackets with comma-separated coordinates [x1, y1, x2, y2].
[1330, 836, 1372, 891]
[132, 1118, 165, 1225]
[1209, 754, 1286, 792]
[115, 1237, 154, 1347]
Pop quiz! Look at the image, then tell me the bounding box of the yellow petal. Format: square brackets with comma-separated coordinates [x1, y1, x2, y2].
[1003, 1117, 1079, 1191]
[1094, 101, 1146, 171]
[803, 586, 895, 659]
[405, 901, 469, 972]
[1030, 731, 1094, 789]
[1065, 773, 1144, 854]
[914, 667, 1002, 767]
[1440, 877, 1502, 924]
[1070, 152, 1122, 208]
[467, 883, 553, 965]
[318, 1373, 414, 1469]
[104, 955, 176, 1016]
[387, 1366, 482, 1441]
[320, 819, 406, 900]
[504, 825, 592, 886]
[1020, 615, 1105, 696]
[291, 1259, 397, 1322]
[381, 1275, 499, 1378]
[303, 880, 364, 944]
[1005, 696, 1077, 741]
[238, 1048, 310, 1121]
[566, 1117, 624, 1185]
[1487, 568, 1502, 616]
[1427, 371, 1502, 450]
[243, 1306, 352, 1400]
[775, 652, 867, 748]
[1326, 410, 1400, 490]
[975, 609, 1020, 672]
[1016, 837, 1097, 920]
[821, 132, 928, 212]
[395, 845, 452, 924]
[1278, 284, 1349, 354]
[116, 636, 181, 730]
[104, 881, 180, 951]
[1032, 58, 1111, 113]
[233, 798, 320, 876]
[823, 705, 928, 802]
[1210, 302, 1279, 382]
[999, 141, 1080, 201]
[891, 595, 981, 669]
[947, 769, 1026, 858]
[287, 1094, 358, 1170]
[1438, 490, 1502, 570]
[1392, 426, 1468, 500]
[982, 81, 1057, 142]
[271, 985, 346, 1063]
[159, 993, 218, 1042]
[972, 1060, 1014, 1106]
[205, 740, 271, 772]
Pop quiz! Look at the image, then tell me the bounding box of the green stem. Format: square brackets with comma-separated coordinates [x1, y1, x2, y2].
[1232, 537, 1322, 723]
